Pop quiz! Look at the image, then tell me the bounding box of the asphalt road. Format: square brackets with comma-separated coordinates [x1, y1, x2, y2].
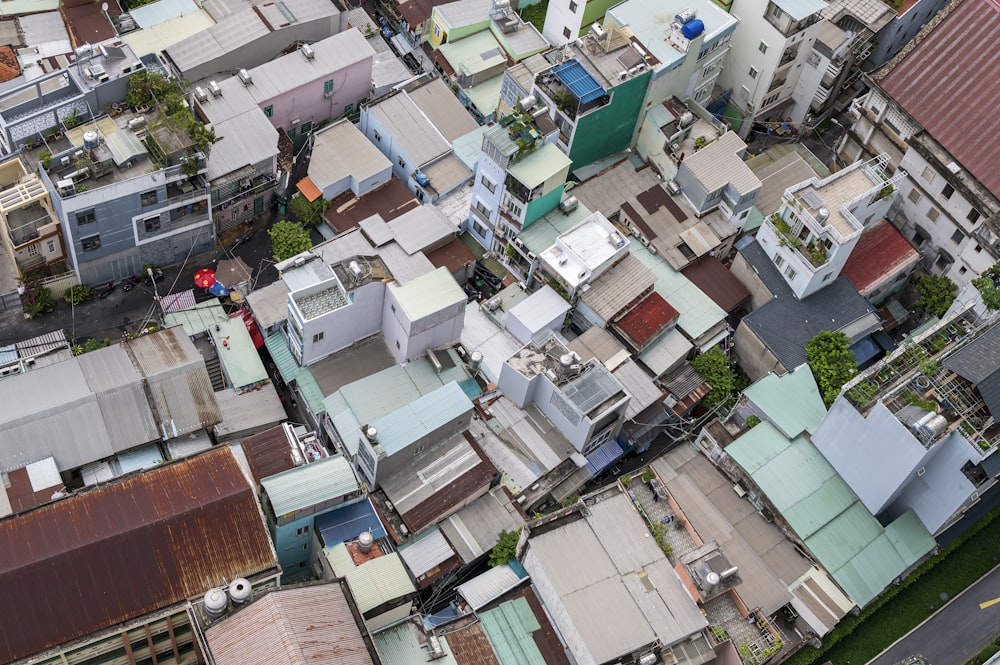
[869, 564, 1000, 665]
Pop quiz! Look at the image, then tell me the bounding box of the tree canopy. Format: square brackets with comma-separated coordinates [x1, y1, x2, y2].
[269, 220, 312, 262]
[690, 347, 737, 409]
[914, 273, 957, 318]
[805, 330, 858, 407]
[489, 528, 522, 567]
[972, 263, 1000, 311]
[288, 193, 330, 228]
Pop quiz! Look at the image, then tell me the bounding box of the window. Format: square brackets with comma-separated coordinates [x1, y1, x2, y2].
[927, 207, 940, 222]
[300, 121, 313, 133]
[344, 103, 354, 116]
[76, 209, 96, 226]
[822, 272, 833, 282]
[398, 156, 406, 169]
[27, 244, 38, 257]
[47, 240, 55, 253]
[907, 189, 922, 204]
[773, 254, 784, 268]
[472, 220, 487, 237]
[264, 105, 274, 118]
[968, 208, 982, 224]
[563, 26, 571, 39]
[143, 216, 160, 233]
[475, 199, 491, 217]
[759, 40, 768, 54]
[412, 444, 426, 456]
[569, 0, 578, 11]
[81, 235, 101, 251]
[480, 176, 496, 194]
[784, 265, 797, 280]
[323, 79, 334, 96]
[942, 183, 954, 199]
[959, 267, 968, 275]
[312, 331, 324, 343]
[287, 127, 296, 138]
[373, 130, 382, 142]
[141, 190, 158, 207]
[951, 229, 964, 244]
[975, 244, 983, 253]
[921, 166, 934, 182]
[396, 340, 401, 349]
[749, 66, 759, 79]
[296, 525, 310, 536]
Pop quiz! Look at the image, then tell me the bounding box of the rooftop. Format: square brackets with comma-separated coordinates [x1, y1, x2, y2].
[439, 30, 506, 77]
[0, 448, 277, 665]
[746, 146, 824, 218]
[743, 364, 827, 438]
[507, 142, 573, 189]
[568, 158, 663, 219]
[612, 291, 679, 350]
[365, 90, 452, 169]
[877, 0, 1000, 199]
[323, 180, 421, 235]
[405, 77, 480, 142]
[786, 156, 893, 240]
[439, 486, 526, 564]
[307, 119, 392, 195]
[681, 256, 750, 313]
[292, 279, 351, 320]
[387, 266, 466, 322]
[261, 454, 359, 519]
[607, 0, 738, 69]
[370, 381, 473, 456]
[772, 0, 828, 21]
[522, 487, 708, 663]
[324, 547, 416, 614]
[840, 220, 920, 297]
[681, 131, 761, 197]
[205, 583, 375, 665]
[540, 211, 630, 291]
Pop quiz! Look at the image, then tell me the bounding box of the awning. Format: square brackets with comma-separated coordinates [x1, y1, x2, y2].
[391, 32, 414, 55]
[160, 290, 197, 313]
[296, 176, 322, 202]
[585, 438, 625, 475]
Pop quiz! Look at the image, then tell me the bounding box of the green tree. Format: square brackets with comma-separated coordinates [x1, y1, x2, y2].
[288, 193, 330, 228]
[914, 273, 957, 318]
[805, 331, 857, 406]
[64, 284, 92, 304]
[270, 220, 313, 262]
[690, 347, 737, 409]
[972, 263, 1000, 311]
[489, 528, 522, 567]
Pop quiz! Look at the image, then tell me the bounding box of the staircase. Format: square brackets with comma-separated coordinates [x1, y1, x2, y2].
[204, 355, 226, 391]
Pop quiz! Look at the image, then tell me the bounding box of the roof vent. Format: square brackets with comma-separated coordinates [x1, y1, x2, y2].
[300, 43, 315, 60]
[238, 68, 253, 86]
[208, 80, 222, 98]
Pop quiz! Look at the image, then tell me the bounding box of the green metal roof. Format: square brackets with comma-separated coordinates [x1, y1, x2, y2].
[744, 365, 826, 437]
[342, 551, 416, 613]
[728, 422, 934, 607]
[453, 126, 491, 172]
[374, 623, 459, 665]
[260, 455, 359, 518]
[264, 334, 327, 415]
[464, 75, 504, 117]
[166, 302, 268, 389]
[371, 381, 473, 455]
[479, 597, 546, 665]
[293, 365, 327, 416]
[508, 143, 573, 190]
[439, 30, 505, 75]
[743, 206, 765, 233]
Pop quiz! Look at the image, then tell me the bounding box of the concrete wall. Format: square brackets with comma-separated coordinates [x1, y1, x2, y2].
[302, 280, 386, 365]
[729, 251, 777, 311]
[265, 55, 374, 137]
[868, 0, 950, 69]
[732, 321, 784, 381]
[382, 283, 466, 363]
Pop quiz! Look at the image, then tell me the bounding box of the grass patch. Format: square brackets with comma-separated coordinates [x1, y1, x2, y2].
[787, 503, 1000, 665]
[519, 0, 548, 31]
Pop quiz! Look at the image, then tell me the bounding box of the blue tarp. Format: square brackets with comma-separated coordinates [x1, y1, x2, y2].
[315, 499, 387, 547]
[585, 439, 624, 475]
[552, 60, 606, 105]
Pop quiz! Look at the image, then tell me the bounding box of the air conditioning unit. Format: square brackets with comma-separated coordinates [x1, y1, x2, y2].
[194, 86, 208, 103]
[300, 43, 315, 60]
[60, 156, 71, 167]
[238, 68, 253, 86]
[291, 118, 300, 127]
[208, 81, 222, 98]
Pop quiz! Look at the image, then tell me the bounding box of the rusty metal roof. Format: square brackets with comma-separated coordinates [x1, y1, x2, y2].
[879, 0, 1000, 198]
[0, 447, 277, 665]
[241, 425, 296, 484]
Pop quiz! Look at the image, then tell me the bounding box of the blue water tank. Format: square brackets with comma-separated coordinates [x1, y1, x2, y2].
[415, 172, 430, 187]
[681, 19, 705, 39]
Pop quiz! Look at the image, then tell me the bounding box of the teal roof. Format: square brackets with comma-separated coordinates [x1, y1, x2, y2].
[439, 30, 505, 75]
[518, 201, 594, 251]
[261, 455, 359, 518]
[264, 334, 326, 416]
[374, 623, 459, 665]
[479, 597, 546, 665]
[464, 75, 504, 118]
[728, 422, 934, 607]
[744, 365, 826, 437]
[372, 381, 473, 455]
[744, 206, 765, 233]
[166, 302, 267, 389]
[453, 126, 491, 172]
[508, 142, 572, 190]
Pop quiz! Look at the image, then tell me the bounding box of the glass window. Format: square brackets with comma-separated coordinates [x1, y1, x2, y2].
[300, 121, 312, 133]
[76, 209, 96, 225]
[921, 166, 934, 182]
[81, 235, 101, 251]
[141, 190, 158, 206]
[264, 105, 273, 118]
[144, 216, 160, 233]
[942, 183, 954, 199]
[927, 207, 940, 222]
[569, 0, 577, 11]
[749, 66, 759, 79]
[312, 331, 324, 343]
[968, 208, 981, 224]
[287, 127, 296, 138]
[398, 156, 407, 169]
[907, 189, 922, 204]
[951, 229, 964, 244]
[759, 41, 768, 54]
[373, 130, 381, 142]
[563, 26, 571, 39]
[480, 176, 496, 194]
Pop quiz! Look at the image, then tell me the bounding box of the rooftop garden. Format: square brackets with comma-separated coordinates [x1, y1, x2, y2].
[768, 213, 829, 268]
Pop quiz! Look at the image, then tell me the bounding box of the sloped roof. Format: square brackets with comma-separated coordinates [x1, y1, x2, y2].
[681, 256, 750, 313]
[0, 448, 276, 664]
[878, 0, 1000, 199]
[579, 254, 655, 322]
[743, 364, 826, 437]
[945, 323, 1000, 419]
[841, 220, 919, 297]
[206, 583, 374, 665]
[262, 455, 359, 518]
[240, 425, 296, 483]
[612, 292, 679, 350]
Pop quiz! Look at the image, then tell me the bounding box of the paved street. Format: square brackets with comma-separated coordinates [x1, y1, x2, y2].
[869, 564, 1000, 665]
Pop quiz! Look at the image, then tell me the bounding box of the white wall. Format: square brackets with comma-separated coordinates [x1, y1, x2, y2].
[301, 281, 386, 364]
[381, 284, 467, 363]
[359, 107, 414, 186]
[543, 0, 585, 46]
[468, 151, 506, 251]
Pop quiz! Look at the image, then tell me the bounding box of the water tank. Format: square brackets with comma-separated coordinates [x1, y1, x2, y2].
[127, 116, 146, 131]
[705, 571, 721, 587]
[719, 565, 739, 579]
[681, 18, 705, 39]
[204, 588, 228, 616]
[675, 8, 697, 23]
[639, 653, 658, 665]
[358, 531, 374, 553]
[414, 172, 430, 187]
[559, 196, 578, 213]
[517, 94, 537, 111]
[816, 207, 830, 225]
[348, 260, 365, 283]
[679, 111, 695, 128]
[83, 131, 99, 149]
[919, 414, 948, 439]
[289, 445, 305, 467]
[365, 426, 378, 443]
[229, 578, 252, 605]
[469, 350, 484, 373]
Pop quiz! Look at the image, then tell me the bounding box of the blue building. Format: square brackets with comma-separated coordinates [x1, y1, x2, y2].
[260, 454, 362, 580]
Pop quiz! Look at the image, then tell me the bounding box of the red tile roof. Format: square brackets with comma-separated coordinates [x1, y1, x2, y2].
[398, 0, 435, 26]
[879, 0, 1000, 198]
[682, 256, 751, 313]
[0, 46, 20, 84]
[425, 234, 477, 275]
[841, 220, 920, 297]
[612, 292, 679, 350]
[0, 448, 276, 665]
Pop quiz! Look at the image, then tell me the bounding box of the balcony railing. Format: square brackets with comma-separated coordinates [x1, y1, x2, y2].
[211, 174, 279, 210]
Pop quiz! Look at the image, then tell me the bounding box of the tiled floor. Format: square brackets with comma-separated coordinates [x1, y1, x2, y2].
[630, 476, 697, 557]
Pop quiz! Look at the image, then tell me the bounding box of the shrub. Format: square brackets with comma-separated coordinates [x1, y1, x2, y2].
[745, 415, 762, 429]
[914, 274, 958, 318]
[270, 220, 313, 262]
[489, 528, 522, 567]
[64, 284, 92, 304]
[805, 331, 857, 406]
[691, 347, 737, 409]
[641, 468, 655, 483]
[620, 473, 632, 487]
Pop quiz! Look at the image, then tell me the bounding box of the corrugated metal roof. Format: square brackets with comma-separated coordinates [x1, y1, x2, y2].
[369, 91, 452, 167]
[457, 563, 528, 610]
[387, 205, 457, 255]
[681, 256, 750, 314]
[878, 0, 1000, 199]
[76, 345, 161, 450]
[681, 132, 760, 196]
[0, 448, 277, 664]
[841, 220, 920, 297]
[772, 0, 827, 20]
[612, 291, 679, 350]
[309, 119, 392, 193]
[439, 487, 526, 564]
[206, 109, 279, 182]
[316, 499, 387, 548]
[248, 280, 291, 330]
[611, 359, 661, 418]
[479, 597, 546, 665]
[212, 386, 287, 442]
[744, 364, 826, 438]
[398, 527, 456, 578]
[333, 549, 416, 613]
[580, 254, 656, 322]
[637, 327, 693, 377]
[206, 583, 375, 665]
[374, 622, 460, 665]
[262, 455, 359, 518]
[241, 425, 296, 483]
[373, 381, 473, 455]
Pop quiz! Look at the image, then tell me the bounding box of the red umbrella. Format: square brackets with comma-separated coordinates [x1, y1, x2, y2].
[194, 268, 216, 289]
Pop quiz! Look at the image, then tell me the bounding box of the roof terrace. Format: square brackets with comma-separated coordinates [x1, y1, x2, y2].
[291, 278, 350, 320]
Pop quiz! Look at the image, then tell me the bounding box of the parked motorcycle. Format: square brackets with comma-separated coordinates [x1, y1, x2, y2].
[146, 267, 164, 284]
[121, 275, 141, 292]
[231, 233, 251, 250]
[96, 281, 117, 299]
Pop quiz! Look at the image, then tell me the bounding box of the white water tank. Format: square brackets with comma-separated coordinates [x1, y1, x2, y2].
[229, 578, 252, 605]
[705, 571, 721, 587]
[83, 131, 99, 149]
[204, 588, 228, 616]
[365, 426, 378, 443]
[469, 350, 483, 373]
[358, 531, 374, 553]
[816, 207, 830, 225]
